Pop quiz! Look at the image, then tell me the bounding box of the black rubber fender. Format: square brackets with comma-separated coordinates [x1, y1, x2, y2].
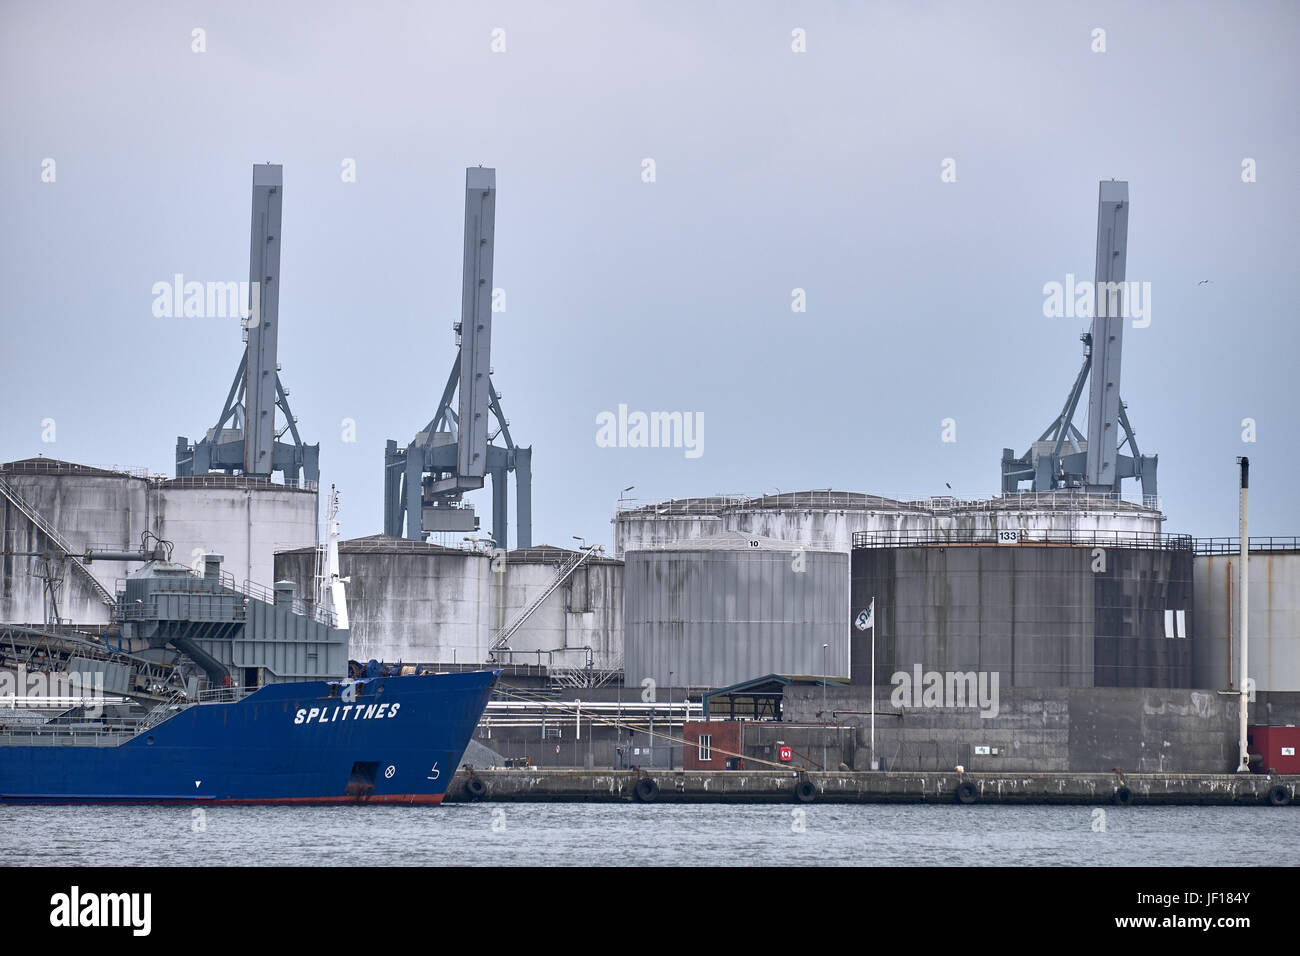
[633, 777, 660, 803]
[1268, 783, 1292, 807]
[465, 776, 487, 800]
[794, 779, 817, 803]
[1113, 785, 1133, 806]
[955, 781, 978, 805]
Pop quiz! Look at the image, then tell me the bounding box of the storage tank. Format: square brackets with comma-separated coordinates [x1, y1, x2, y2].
[1, 459, 150, 623]
[614, 498, 726, 555]
[1193, 539, 1300, 692]
[275, 539, 625, 672]
[0, 459, 319, 626]
[154, 475, 317, 592]
[624, 531, 849, 690]
[852, 526, 1195, 689]
[494, 545, 623, 672]
[614, 490, 1163, 555]
[275, 535, 493, 665]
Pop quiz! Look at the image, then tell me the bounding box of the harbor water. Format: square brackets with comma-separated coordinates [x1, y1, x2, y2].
[5, 803, 1298, 867]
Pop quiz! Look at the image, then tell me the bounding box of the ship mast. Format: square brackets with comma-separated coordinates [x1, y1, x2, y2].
[314, 485, 350, 630]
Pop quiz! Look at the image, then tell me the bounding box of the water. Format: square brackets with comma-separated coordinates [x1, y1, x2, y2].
[5, 803, 1298, 866]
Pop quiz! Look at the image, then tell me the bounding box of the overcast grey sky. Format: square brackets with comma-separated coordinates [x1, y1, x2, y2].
[2, 0, 1297, 546]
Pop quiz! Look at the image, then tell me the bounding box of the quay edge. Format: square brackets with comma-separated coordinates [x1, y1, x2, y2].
[445, 769, 1300, 806]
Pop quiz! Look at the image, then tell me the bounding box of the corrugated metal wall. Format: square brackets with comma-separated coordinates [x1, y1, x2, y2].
[1194, 551, 1300, 692]
[624, 547, 849, 689]
[852, 544, 1194, 689]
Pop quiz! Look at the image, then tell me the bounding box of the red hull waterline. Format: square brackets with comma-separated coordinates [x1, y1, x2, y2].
[2, 793, 446, 806]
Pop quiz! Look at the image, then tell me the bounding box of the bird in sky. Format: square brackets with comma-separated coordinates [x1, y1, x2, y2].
[1198, 279, 1213, 286]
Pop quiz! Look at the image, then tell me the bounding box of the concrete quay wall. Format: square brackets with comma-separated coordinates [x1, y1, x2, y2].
[443, 769, 1299, 806]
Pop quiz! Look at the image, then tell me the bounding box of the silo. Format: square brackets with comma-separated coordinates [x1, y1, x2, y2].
[153, 475, 317, 591]
[624, 532, 849, 690]
[1193, 540, 1300, 692]
[614, 497, 726, 555]
[852, 524, 1195, 689]
[936, 494, 1163, 540]
[1, 458, 319, 627]
[728, 492, 935, 552]
[275, 535, 493, 664]
[615, 490, 1163, 555]
[0, 458, 150, 623]
[493, 545, 623, 672]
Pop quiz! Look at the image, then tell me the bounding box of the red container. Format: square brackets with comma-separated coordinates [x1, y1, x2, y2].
[1249, 725, 1300, 774]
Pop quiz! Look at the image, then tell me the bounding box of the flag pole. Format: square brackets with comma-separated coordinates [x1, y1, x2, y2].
[870, 596, 877, 771]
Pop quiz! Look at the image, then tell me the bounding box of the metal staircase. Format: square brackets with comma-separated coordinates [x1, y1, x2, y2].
[140, 689, 190, 731]
[0, 475, 115, 607]
[489, 546, 603, 659]
[548, 657, 623, 691]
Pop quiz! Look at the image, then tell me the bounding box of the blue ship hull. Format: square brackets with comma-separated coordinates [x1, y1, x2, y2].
[0, 669, 498, 805]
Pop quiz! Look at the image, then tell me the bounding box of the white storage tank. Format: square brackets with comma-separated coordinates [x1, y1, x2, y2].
[614, 490, 1163, 556]
[154, 475, 318, 592]
[492, 545, 623, 672]
[0, 459, 149, 623]
[613, 498, 725, 556]
[0, 458, 319, 626]
[275, 539, 626, 672]
[275, 535, 493, 665]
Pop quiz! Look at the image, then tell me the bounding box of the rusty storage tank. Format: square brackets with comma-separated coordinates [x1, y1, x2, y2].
[623, 531, 848, 690]
[851, 526, 1195, 688]
[1192, 538, 1300, 692]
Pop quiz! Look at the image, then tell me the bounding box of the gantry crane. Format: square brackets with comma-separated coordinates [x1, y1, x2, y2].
[384, 168, 532, 547]
[1001, 180, 1157, 501]
[176, 164, 320, 487]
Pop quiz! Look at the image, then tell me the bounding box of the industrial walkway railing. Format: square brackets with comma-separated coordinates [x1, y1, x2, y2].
[0, 712, 151, 745]
[0, 461, 150, 478]
[619, 489, 1161, 516]
[1194, 536, 1300, 555]
[853, 528, 1193, 550]
[110, 567, 336, 628]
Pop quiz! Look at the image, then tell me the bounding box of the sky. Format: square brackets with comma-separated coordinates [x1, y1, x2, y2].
[2, 0, 1297, 548]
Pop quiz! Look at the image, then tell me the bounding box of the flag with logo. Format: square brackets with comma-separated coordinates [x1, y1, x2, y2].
[855, 598, 875, 631]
